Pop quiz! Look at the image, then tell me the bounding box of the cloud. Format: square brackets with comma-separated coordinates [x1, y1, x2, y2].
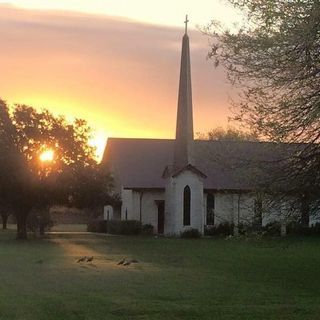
[0, 5, 233, 142]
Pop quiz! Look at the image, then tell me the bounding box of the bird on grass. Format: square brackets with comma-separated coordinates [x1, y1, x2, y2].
[117, 258, 139, 266]
[130, 259, 138, 263]
[86, 256, 94, 262]
[76, 256, 87, 263]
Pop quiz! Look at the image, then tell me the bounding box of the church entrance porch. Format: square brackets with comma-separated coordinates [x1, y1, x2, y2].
[155, 200, 165, 234]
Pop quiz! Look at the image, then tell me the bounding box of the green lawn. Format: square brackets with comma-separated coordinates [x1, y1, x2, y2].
[1, 230, 320, 320]
[51, 224, 88, 232]
[7, 223, 88, 232]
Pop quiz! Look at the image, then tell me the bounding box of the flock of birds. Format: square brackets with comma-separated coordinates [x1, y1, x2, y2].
[76, 256, 138, 266]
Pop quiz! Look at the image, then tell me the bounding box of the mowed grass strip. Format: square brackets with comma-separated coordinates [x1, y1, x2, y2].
[1, 230, 320, 320]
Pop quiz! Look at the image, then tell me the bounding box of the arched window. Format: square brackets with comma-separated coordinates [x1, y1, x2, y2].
[206, 194, 215, 225]
[183, 186, 191, 226]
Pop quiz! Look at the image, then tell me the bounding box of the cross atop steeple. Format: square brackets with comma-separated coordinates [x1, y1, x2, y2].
[184, 14, 189, 34]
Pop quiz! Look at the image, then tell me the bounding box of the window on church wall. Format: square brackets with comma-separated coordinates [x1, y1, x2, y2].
[183, 186, 191, 226]
[206, 194, 215, 225]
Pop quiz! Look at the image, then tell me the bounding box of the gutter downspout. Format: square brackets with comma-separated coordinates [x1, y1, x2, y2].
[139, 191, 144, 223]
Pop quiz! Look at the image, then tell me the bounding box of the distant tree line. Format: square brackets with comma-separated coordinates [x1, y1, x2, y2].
[197, 126, 259, 142]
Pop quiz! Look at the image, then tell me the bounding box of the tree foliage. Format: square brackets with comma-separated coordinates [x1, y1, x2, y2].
[0, 99, 113, 238]
[205, 0, 320, 216]
[206, 0, 319, 144]
[0, 100, 33, 235]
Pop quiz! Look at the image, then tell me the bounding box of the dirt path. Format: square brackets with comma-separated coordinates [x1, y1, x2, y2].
[51, 237, 101, 258]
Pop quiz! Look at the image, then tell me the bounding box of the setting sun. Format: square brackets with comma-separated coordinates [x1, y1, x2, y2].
[39, 149, 54, 162]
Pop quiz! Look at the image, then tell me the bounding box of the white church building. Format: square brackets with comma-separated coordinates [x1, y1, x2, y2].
[102, 21, 308, 235]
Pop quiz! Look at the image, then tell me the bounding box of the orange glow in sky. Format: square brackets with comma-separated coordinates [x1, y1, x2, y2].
[0, 2, 241, 161]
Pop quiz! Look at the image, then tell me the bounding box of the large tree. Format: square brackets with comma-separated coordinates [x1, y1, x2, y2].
[0, 100, 113, 239]
[205, 0, 320, 220]
[0, 100, 33, 237]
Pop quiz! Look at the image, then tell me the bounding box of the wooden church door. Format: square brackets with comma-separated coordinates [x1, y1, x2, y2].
[156, 200, 165, 234]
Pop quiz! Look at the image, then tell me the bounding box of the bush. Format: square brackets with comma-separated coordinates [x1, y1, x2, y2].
[87, 220, 107, 233]
[287, 222, 320, 236]
[238, 222, 256, 235]
[215, 222, 234, 236]
[262, 222, 281, 236]
[311, 223, 320, 234]
[107, 220, 142, 235]
[204, 222, 234, 236]
[204, 225, 215, 236]
[142, 224, 154, 235]
[181, 228, 201, 238]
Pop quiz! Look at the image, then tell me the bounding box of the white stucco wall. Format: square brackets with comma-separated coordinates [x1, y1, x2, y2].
[140, 191, 165, 228]
[204, 192, 255, 226]
[120, 187, 165, 233]
[120, 188, 133, 220]
[207, 192, 314, 228]
[164, 170, 205, 235]
[120, 185, 320, 235]
[131, 190, 165, 226]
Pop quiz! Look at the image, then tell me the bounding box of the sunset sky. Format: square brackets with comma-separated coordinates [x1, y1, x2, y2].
[0, 1, 242, 160]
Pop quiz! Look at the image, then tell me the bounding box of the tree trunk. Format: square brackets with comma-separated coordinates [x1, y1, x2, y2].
[39, 224, 45, 236]
[301, 195, 310, 227]
[281, 222, 287, 237]
[16, 214, 28, 240]
[253, 198, 263, 231]
[1, 214, 8, 230]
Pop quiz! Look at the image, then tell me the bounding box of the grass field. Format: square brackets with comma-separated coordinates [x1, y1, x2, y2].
[6, 224, 88, 232]
[51, 224, 88, 232]
[1, 230, 320, 320]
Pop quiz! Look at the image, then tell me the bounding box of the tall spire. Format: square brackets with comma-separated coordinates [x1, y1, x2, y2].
[173, 15, 194, 169]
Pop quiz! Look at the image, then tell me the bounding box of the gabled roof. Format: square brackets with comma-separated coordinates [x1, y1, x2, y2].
[162, 164, 207, 179]
[102, 138, 300, 191]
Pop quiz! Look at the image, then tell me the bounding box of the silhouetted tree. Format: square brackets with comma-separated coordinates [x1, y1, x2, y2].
[205, 0, 320, 222]
[0, 100, 113, 239]
[0, 99, 34, 238]
[0, 201, 13, 230]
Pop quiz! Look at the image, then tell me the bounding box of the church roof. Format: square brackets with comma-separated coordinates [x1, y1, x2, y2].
[102, 138, 299, 191]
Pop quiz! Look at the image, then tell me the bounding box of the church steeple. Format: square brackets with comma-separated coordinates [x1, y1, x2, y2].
[173, 15, 194, 169]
